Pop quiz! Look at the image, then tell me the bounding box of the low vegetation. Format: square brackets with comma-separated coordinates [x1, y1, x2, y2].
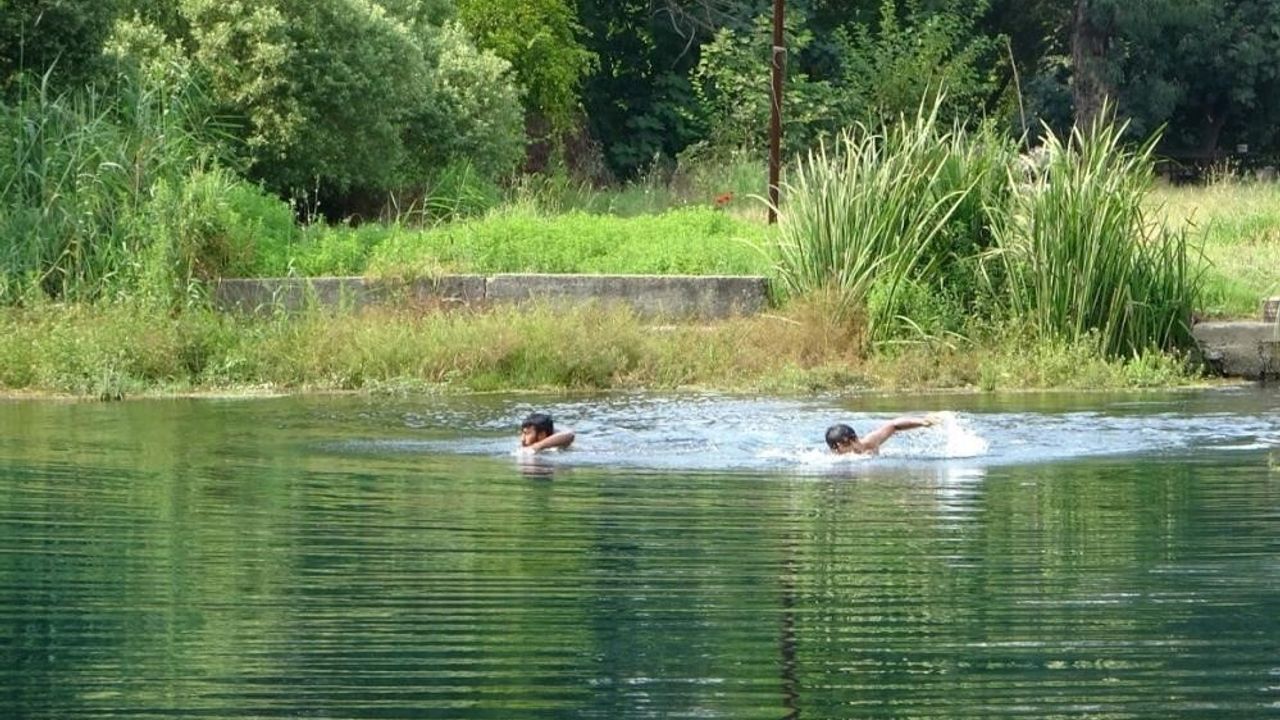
[1152, 181, 1280, 319]
[278, 206, 772, 278]
[0, 299, 1195, 400]
[0, 66, 1270, 400]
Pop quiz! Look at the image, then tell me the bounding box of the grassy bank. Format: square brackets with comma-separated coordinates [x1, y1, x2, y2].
[0, 300, 1194, 400]
[1152, 181, 1280, 318]
[0, 79, 1257, 401]
[264, 205, 772, 278]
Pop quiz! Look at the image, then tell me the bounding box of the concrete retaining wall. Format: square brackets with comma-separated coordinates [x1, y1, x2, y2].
[214, 274, 769, 319]
[214, 276, 485, 313]
[1192, 321, 1280, 380]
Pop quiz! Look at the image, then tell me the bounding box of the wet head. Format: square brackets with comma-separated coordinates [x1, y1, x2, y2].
[520, 412, 555, 447]
[825, 423, 860, 455]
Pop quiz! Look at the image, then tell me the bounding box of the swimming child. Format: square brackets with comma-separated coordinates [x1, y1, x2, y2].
[519, 412, 575, 452]
[825, 415, 937, 456]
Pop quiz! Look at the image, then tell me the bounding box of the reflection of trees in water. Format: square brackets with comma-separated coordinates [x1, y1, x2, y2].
[779, 533, 800, 719]
[5, 397, 1277, 717]
[786, 460, 1243, 716]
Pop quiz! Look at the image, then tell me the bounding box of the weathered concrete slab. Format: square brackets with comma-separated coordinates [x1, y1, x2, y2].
[402, 276, 487, 306]
[1192, 321, 1280, 380]
[214, 274, 770, 318]
[1264, 297, 1278, 322]
[214, 278, 376, 312]
[214, 276, 486, 313]
[484, 274, 768, 318]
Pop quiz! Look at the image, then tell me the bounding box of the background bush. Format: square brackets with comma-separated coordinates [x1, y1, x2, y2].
[107, 0, 523, 213]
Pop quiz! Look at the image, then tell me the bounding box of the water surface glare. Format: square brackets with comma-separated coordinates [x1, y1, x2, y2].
[1, 389, 1279, 718]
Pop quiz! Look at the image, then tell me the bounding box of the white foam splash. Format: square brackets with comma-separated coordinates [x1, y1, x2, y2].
[933, 412, 990, 458]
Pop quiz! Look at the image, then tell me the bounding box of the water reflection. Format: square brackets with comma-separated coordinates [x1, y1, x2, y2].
[0, 390, 1278, 718]
[516, 452, 558, 479]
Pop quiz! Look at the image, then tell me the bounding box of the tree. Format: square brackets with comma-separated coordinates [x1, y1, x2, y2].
[0, 0, 119, 94]
[107, 0, 524, 210]
[457, 0, 595, 133]
[833, 0, 1001, 128]
[693, 13, 838, 154]
[577, 0, 715, 178]
[1070, 0, 1115, 129]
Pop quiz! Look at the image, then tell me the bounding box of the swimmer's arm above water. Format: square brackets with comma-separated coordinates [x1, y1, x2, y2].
[859, 416, 935, 453]
[526, 430, 575, 452]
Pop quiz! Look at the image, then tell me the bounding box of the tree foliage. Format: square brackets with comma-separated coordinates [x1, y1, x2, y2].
[577, 0, 714, 179]
[8, 0, 1280, 201]
[456, 0, 595, 131]
[0, 0, 120, 94]
[104, 0, 524, 209]
[694, 14, 837, 154]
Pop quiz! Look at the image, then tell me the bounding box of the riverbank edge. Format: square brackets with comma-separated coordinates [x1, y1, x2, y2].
[0, 378, 1242, 404]
[0, 284, 1263, 400]
[216, 275, 1278, 381]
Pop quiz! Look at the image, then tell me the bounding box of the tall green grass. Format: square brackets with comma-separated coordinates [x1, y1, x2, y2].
[773, 101, 1201, 357]
[0, 71, 214, 301]
[0, 70, 298, 306]
[770, 103, 1011, 341]
[985, 118, 1201, 357]
[1152, 181, 1280, 318]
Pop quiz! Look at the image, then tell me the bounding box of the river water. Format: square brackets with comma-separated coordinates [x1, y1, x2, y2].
[1, 389, 1278, 718]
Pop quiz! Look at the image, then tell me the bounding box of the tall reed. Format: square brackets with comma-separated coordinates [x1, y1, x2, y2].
[0, 69, 219, 302]
[770, 102, 1007, 341]
[983, 116, 1202, 357]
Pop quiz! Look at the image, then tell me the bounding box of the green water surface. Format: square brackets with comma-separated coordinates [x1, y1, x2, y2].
[1, 393, 1277, 719]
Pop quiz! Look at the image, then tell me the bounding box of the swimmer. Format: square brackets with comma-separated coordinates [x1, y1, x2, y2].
[519, 412, 575, 452]
[825, 415, 937, 456]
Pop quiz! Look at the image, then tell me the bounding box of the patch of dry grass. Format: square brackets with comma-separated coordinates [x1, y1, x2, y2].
[0, 297, 1198, 399]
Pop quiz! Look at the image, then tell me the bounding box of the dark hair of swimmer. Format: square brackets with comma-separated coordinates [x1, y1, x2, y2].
[825, 423, 857, 449]
[521, 412, 555, 436]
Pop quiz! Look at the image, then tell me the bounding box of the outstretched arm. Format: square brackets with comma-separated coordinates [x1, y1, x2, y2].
[528, 430, 575, 452]
[859, 416, 934, 453]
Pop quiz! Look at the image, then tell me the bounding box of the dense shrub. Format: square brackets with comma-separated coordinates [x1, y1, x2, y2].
[107, 0, 524, 209]
[0, 0, 119, 95]
[400, 22, 525, 186]
[457, 0, 595, 132]
[129, 169, 297, 301]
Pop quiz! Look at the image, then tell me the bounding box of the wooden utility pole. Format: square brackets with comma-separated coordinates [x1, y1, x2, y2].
[1071, 0, 1111, 130]
[768, 0, 785, 224]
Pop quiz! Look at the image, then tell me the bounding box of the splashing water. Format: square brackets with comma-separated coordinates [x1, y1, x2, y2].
[336, 389, 1280, 474]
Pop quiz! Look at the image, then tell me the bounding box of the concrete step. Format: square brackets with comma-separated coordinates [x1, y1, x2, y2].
[1192, 321, 1279, 380]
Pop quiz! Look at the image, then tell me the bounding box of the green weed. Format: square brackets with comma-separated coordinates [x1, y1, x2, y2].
[364, 206, 771, 277]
